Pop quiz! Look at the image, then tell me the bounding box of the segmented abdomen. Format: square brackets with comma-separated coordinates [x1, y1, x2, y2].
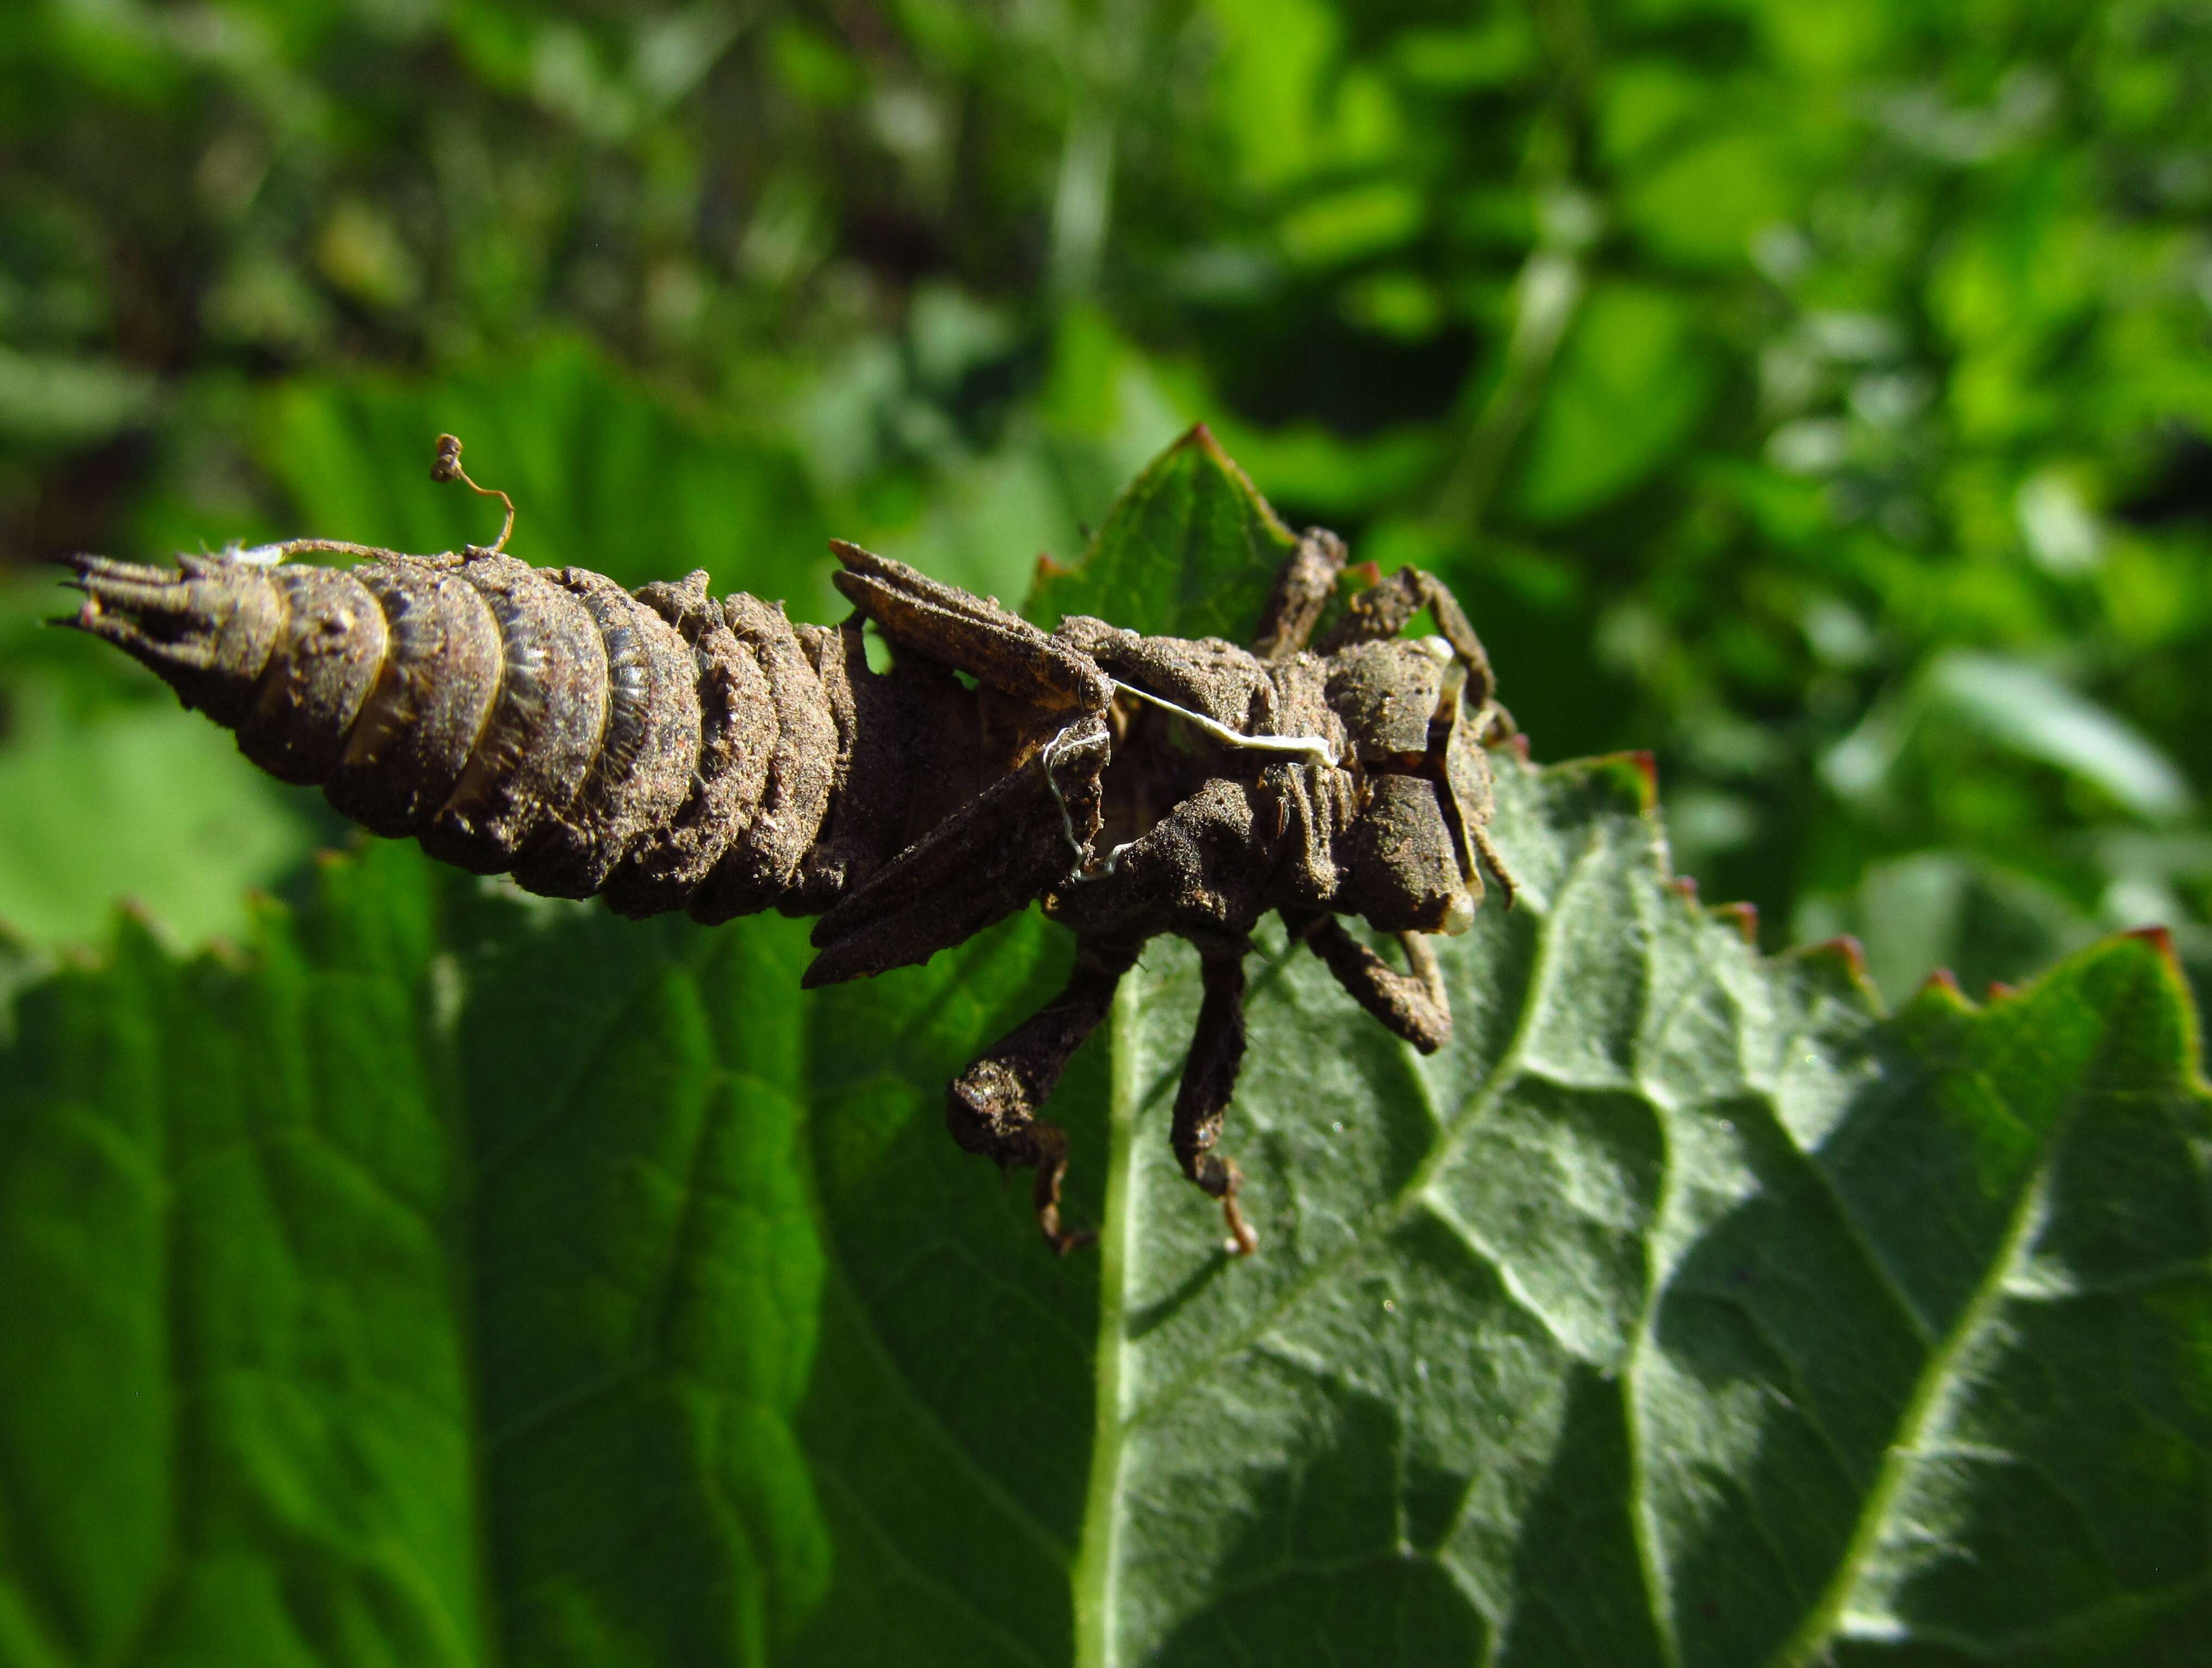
[67, 549, 846, 923]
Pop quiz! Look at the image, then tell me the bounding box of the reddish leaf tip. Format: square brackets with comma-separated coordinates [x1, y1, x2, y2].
[2123, 923, 2180, 971]
[1579, 751, 1661, 811]
[1670, 875, 1699, 901]
[202, 934, 249, 971]
[1716, 901, 1759, 944]
[1804, 934, 1869, 978]
[1918, 966, 1964, 999]
[1170, 421, 1224, 461]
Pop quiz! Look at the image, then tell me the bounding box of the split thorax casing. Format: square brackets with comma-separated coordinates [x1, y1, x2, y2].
[1048, 615, 1496, 943]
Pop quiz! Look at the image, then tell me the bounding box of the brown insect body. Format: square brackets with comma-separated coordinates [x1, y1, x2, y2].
[65, 490, 1515, 1257]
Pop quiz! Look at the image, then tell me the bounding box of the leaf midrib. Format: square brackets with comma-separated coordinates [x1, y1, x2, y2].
[1066, 823, 1618, 1668]
[1071, 972, 1146, 1668]
[1778, 957, 2190, 1666]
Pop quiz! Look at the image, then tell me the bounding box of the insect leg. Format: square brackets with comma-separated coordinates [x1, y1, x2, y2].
[1250, 527, 1347, 660]
[945, 935, 1138, 1254]
[1171, 940, 1260, 1257]
[1315, 565, 1505, 715]
[1466, 820, 1520, 909]
[829, 539, 1110, 715]
[1285, 909, 1453, 1053]
[805, 713, 1108, 986]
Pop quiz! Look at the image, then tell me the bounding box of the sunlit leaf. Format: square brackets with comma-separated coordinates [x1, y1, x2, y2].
[1801, 850, 2102, 1006]
[1621, 130, 1803, 269]
[0, 694, 319, 949]
[1027, 421, 1297, 638]
[0, 345, 158, 446]
[0, 582, 326, 951]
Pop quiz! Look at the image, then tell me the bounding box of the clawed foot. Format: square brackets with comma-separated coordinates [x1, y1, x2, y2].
[1030, 1123, 1096, 1254]
[1042, 1215, 1097, 1256]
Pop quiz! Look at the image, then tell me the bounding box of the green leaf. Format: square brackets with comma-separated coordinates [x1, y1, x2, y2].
[1512, 283, 1713, 526]
[0, 694, 321, 950]
[0, 345, 159, 446]
[1080, 770, 2212, 1667]
[7, 771, 2208, 1666]
[1812, 851, 2104, 1007]
[0, 581, 329, 953]
[1027, 422, 1297, 641]
[1620, 130, 1803, 270]
[1926, 652, 2195, 823]
[0, 839, 1091, 1667]
[5, 434, 2210, 1668]
[255, 341, 832, 610]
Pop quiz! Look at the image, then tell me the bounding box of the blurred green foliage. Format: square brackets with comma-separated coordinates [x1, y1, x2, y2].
[4, 0, 2212, 1008]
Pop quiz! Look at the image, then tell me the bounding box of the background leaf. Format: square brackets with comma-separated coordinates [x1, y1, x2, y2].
[251, 343, 833, 610]
[1925, 653, 2194, 824]
[0, 580, 333, 951]
[1512, 283, 1713, 525]
[13, 0, 2212, 1001]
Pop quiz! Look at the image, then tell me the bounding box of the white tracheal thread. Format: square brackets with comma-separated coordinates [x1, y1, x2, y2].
[1042, 722, 1112, 866]
[1040, 679, 1338, 882]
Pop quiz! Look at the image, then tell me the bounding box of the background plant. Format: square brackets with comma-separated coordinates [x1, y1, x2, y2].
[5, 0, 2212, 1000]
[5, 8, 2212, 1663]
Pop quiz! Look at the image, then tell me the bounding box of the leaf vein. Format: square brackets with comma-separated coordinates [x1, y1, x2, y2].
[813, 1464, 1058, 1668]
[1122, 823, 1602, 1430]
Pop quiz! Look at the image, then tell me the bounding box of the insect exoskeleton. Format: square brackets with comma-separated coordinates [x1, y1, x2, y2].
[1325, 634, 1503, 938]
[62, 543, 858, 922]
[62, 436, 1516, 1260]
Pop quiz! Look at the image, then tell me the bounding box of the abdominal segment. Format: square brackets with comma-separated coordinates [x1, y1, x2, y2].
[65, 549, 859, 923]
